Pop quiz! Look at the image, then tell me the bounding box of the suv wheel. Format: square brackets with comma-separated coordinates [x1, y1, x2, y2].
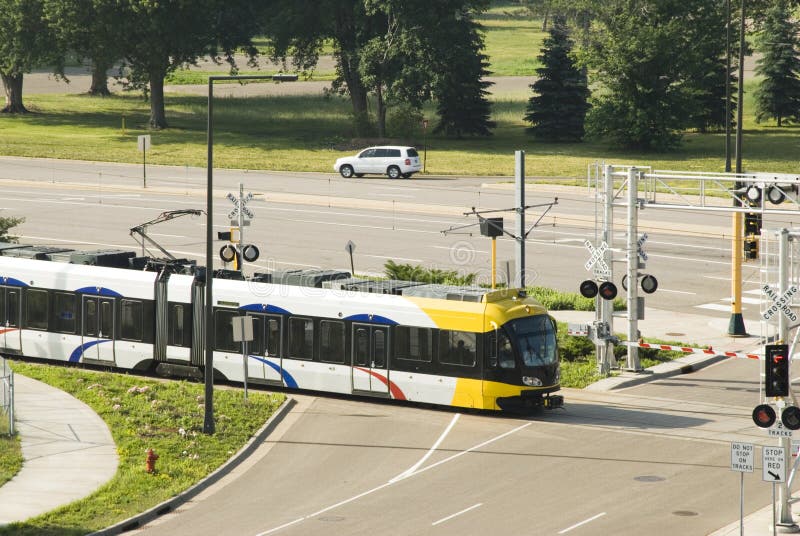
[339, 165, 355, 178]
[387, 166, 401, 179]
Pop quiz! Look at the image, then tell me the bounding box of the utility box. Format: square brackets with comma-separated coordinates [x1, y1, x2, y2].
[480, 217, 504, 238]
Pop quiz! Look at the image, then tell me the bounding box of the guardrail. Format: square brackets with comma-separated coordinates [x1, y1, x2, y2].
[0, 358, 14, 436]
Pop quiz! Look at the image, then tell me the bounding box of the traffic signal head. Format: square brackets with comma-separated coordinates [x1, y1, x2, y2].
[782, 406, 800, 430]
[753, 404, 777, 428]
[598, 282, 617, 300]
[579, 280, 598, 299]
[765, 344, 790, 398]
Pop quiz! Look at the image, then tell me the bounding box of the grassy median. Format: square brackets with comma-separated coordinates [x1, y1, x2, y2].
[1, 361, 283, 536]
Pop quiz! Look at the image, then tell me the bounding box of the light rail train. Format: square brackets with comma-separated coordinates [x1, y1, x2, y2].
[0, 245, 563, 412]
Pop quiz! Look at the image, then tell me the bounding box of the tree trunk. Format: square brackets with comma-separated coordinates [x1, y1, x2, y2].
[376, 84, 386, 138]
[0, 72, 28, 114]
[149, 71, 168, 129]
[89, 60, 112, 96]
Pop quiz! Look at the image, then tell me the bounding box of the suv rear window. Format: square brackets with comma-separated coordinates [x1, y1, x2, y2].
[406, 148, 419, 157]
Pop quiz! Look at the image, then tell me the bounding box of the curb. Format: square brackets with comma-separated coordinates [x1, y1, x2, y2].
[585, 353, 730, 391]
[90, 397, 297, 536]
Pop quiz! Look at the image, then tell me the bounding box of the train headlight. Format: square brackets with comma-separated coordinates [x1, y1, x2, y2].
[522, 376, 542, 387]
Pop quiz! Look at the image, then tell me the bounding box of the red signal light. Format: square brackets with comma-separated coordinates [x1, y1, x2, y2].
[753, 404, 777, 428]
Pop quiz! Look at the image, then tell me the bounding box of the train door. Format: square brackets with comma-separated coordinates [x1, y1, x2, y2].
[0, 286, 21, 352]
[249, 313, 284, 385]
[351, 323, 390, 395]
[82, 296, 115, 362]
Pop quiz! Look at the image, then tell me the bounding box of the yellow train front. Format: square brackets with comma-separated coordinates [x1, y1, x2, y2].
[400, 286, 563, 412]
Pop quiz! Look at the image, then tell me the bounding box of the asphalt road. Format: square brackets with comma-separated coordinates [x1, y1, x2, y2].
[0, 155, 781, 321]
[130, 361, 780, 536]
[1, 157, 795, 535]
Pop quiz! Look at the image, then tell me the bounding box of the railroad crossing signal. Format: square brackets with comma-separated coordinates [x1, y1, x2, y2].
[753, 404, 777, 428]
[227, 191, 254, 221]
[762, 284, 799, 323]
[584, 240, 610, 278]
[637, 233, 648, 262]
[765, 344, 790, 398]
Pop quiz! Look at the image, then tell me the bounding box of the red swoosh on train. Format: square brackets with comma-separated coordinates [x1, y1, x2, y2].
[353, 367, 407, 400]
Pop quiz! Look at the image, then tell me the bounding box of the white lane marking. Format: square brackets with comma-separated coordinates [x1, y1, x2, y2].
[431, 503, 483, 526]
[558, 512, 606, 534]
[431, 245, 491, 255]
[252, 421, 531, 536]
[654, 288, 696, 295]
[147, 232, 185, 238]
[736, 296, 762, 305]
[362, 254, 423, 262]
[695, 303, 736, 311]
[390, 414, 460, 483]
[255, 518, 305, 536]
[374, 193, 414, 198]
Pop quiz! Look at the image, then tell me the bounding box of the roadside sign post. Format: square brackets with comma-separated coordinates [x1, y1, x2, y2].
[232, 316, 254, 402]
[137, 135, 151, 188]
[764, 446, 787, 534]
[731, 442, 754, 536]
[345, 240, 356, 274]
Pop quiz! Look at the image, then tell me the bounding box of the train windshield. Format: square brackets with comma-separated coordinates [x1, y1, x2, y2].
[505, 315, 557, 367]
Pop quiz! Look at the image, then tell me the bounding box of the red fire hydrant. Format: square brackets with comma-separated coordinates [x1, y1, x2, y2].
[145, 448, 159, 474]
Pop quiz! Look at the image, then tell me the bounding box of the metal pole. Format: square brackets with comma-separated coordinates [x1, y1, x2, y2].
[777, 229, 797, 529]
[728, 0, 748, 337]
[515, 150, 525, 288]
[238, 183, 245, 276]
[242, 339, 249, 403]
[491, 237, 496, 289]
[204, 78, 215, 435]
[739, 472, 744, 536]
[725, 0, 732, 173]
[143, 147, 147, 189]
[626, 168, 640, 371]
[600, 164, 615, 375]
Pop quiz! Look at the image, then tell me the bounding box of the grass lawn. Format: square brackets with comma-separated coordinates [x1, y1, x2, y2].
[0, 434, 22, 489]
[1, 79, 798, 181]
[1, 361, 283, 536]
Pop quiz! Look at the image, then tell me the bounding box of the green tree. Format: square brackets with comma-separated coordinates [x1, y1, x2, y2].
[265, 0, 492, 137]
[0, 0, 62, 113]
[524, 15, 589, 142]
[580, 0, 722, 150]
[432, 6, 495, 137]
[0, 217, 24, 243]
[44, 0, 125, 96]
[754, 0, 800, 126]
[112, 0, 264, 129]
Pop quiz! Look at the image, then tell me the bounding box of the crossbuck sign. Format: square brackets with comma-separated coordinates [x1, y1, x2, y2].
[227, 191, 254, 221]
[762, 284, 799, 323]
[584, 240, 610, 278]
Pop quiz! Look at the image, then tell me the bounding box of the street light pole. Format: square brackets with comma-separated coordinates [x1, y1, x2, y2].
[204, 74, 297, 435]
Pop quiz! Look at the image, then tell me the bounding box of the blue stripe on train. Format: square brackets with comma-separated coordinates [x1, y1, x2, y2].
[250, 356, 298, 388]
[69, 339, 112, 362]
[75, 286, 123, 297]
[343, 314, 398, 325]
[239, 304, 292, 315]
[0, 277, 28, 287]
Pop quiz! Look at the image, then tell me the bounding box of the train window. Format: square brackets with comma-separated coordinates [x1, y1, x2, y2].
[169, 304, 185, 346]
[267, 318, 280, 356]
[394, 326, 432, 362]
[354, 328, 369, 366]
[54, 292, 76, 333]
[26, 289, 49, 330]
[214, 309, 239, 352]
[320, 320, 345, 363]
[374, 330, 386, 367]
[289, 317, 313, 360]
[120, 300, 143, 341]
[101, 301, 113, 338]
[438, 330, 476, 367]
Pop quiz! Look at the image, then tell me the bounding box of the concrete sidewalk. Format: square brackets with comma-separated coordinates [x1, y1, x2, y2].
[0, 374, 117, 525]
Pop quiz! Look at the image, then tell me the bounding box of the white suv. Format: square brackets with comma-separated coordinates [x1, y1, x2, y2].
[333, 146, 422, 179]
